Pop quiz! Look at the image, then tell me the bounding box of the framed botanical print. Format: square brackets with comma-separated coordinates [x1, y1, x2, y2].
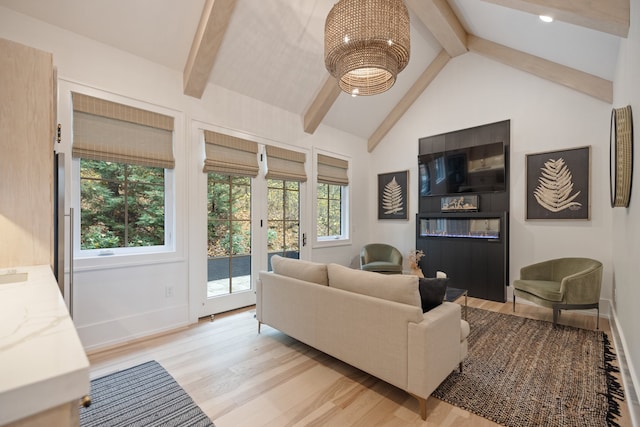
[378, 170, 409, 220]
[526, 146, 590, 220]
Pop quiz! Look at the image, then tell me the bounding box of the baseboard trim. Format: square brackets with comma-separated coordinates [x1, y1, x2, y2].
[607, 300, 640, 427]
[77, 305, 189, 352]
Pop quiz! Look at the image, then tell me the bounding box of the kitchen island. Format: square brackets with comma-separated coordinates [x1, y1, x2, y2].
[0, 265, 89, 426]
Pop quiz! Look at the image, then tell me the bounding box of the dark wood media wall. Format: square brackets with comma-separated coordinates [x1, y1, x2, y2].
[416, 120, 510, 302]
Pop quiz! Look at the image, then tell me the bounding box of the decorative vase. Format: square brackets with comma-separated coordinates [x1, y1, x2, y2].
[409, 263, 424, 278]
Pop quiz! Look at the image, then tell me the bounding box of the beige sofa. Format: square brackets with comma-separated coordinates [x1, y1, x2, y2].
[256, 255, 470, 420]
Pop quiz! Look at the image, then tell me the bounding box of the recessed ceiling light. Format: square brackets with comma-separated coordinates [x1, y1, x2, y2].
[539, 15, 553, 23]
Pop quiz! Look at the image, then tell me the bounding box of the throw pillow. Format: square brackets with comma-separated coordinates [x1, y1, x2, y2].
[418, 277, 449, 312]
[270, 254, 329, 286]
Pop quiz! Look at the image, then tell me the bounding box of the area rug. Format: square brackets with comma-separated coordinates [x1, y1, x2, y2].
[80, 360, 215, 427]
[432, 307, 624, 427]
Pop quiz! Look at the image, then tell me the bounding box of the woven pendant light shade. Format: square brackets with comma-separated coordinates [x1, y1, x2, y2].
[324, 0, 410, 96]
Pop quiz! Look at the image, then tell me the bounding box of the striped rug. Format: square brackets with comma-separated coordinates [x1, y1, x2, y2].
[80, 360, 214, 427]
[432, 307, 624, 427]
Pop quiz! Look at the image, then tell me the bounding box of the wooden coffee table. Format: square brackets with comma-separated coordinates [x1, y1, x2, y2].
[445, 287, 468, 320]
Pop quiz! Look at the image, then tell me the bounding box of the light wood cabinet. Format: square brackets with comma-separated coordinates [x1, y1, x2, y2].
[0, 38, 54, 268]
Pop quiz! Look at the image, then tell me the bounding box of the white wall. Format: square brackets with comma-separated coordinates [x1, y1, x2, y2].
[372, 52, 613, 305]
[0, 7, 370, 350]
[611, 0, 640, 412]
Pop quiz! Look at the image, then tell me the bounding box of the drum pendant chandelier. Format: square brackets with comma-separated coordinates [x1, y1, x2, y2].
[324, 0, 410, 96]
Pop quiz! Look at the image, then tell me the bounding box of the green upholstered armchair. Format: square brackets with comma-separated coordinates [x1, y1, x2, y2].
[360, 243, 403, 275]
[513, 257, 603, 328]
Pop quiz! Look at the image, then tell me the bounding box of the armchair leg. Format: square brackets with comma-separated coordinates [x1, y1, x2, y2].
[552, 303, 599, 329]
[512, 294, 516, 312]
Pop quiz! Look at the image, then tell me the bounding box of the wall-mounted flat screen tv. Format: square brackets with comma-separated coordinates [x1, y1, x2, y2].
[418, 141, 506, 196]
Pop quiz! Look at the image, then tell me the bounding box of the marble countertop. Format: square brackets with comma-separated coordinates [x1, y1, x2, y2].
[0, 265, 90, 425]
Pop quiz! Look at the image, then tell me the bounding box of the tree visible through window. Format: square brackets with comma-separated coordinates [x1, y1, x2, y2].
[268, 179, 300, 257]
[317, 183, 343, 238]
[207, 173, 251, 296]
[207, 173, 251, 257]
[80, 159, 165, 249]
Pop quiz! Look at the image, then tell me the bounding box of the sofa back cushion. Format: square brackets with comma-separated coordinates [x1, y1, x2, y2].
[327, 263, 421, 308]
[270, 255, 329, 286]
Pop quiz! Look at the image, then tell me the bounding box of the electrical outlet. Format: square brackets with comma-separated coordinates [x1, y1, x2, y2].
[165, 286, 174, 298]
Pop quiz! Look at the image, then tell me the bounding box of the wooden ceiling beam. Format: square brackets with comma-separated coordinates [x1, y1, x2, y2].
[183, 0, 237, 99]
[406, 0, 468, 57]
[368, 50, 451, 152]
[481, 0, 629, 37]
[468, 35, 613, 103]
[303, 75, 342, 134]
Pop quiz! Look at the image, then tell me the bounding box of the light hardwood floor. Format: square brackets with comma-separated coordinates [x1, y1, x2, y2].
[87, 298, 633, 426]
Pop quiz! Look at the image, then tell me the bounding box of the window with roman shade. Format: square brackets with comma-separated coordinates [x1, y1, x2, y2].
[71, 92, 175, 254]
[317, 153, 349, 185]
[265, 145, 307, 182]
[71, 92, 175, 168]
[315, 152, 349, 243]
[203, 130, 259, 177]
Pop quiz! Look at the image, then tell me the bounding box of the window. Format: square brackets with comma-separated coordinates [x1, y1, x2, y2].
[264, 145, 305, 258]
[317, 183, 343, 238]
[71, 92, 175, 255]
[207, 173, 252, 297]
[316, 153, 349, 243]
[80, 160, 166, 249]
[268, 179, 300, 258]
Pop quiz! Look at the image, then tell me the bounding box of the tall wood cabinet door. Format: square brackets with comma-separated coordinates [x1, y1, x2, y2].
[0, 38, 54, 268]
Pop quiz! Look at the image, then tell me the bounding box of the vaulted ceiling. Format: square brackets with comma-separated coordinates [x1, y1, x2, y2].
[0, 0, 628, 151]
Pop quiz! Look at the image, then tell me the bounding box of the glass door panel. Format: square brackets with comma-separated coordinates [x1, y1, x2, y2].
[207, 173, 252, 298]
[267, 180, 300, 270]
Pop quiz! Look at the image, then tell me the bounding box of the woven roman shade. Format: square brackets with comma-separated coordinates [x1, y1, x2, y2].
[203, 130, 259, 177]
[72, 92, 175, 169]
[265, 146, 307, 182]
[317, 154, 349, 185]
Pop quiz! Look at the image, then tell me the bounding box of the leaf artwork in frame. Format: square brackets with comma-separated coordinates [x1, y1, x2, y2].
[382, 177, 404, 214]
[378, 170, 409, 220]
[533, 158, 582, 212]
[526, 146, 590, 220]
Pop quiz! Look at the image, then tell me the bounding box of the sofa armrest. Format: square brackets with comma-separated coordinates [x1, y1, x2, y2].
[407, 302, 462, 399]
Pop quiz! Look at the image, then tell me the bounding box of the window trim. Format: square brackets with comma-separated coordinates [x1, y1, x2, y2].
[312, 150, 351, 248]
[74, 157, 176, 259]
[65, 86, 179, 261]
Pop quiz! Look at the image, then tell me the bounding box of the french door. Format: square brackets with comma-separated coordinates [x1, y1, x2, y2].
[200, 170, 306, 316]
[205, 173, 253, 304]
[266, 179, 301, 267]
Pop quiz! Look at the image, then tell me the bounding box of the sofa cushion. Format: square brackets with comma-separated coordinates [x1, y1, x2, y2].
[418, 277, 448, 312]
[327, 263, 421, 308]
[270, 255, 328, 286]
